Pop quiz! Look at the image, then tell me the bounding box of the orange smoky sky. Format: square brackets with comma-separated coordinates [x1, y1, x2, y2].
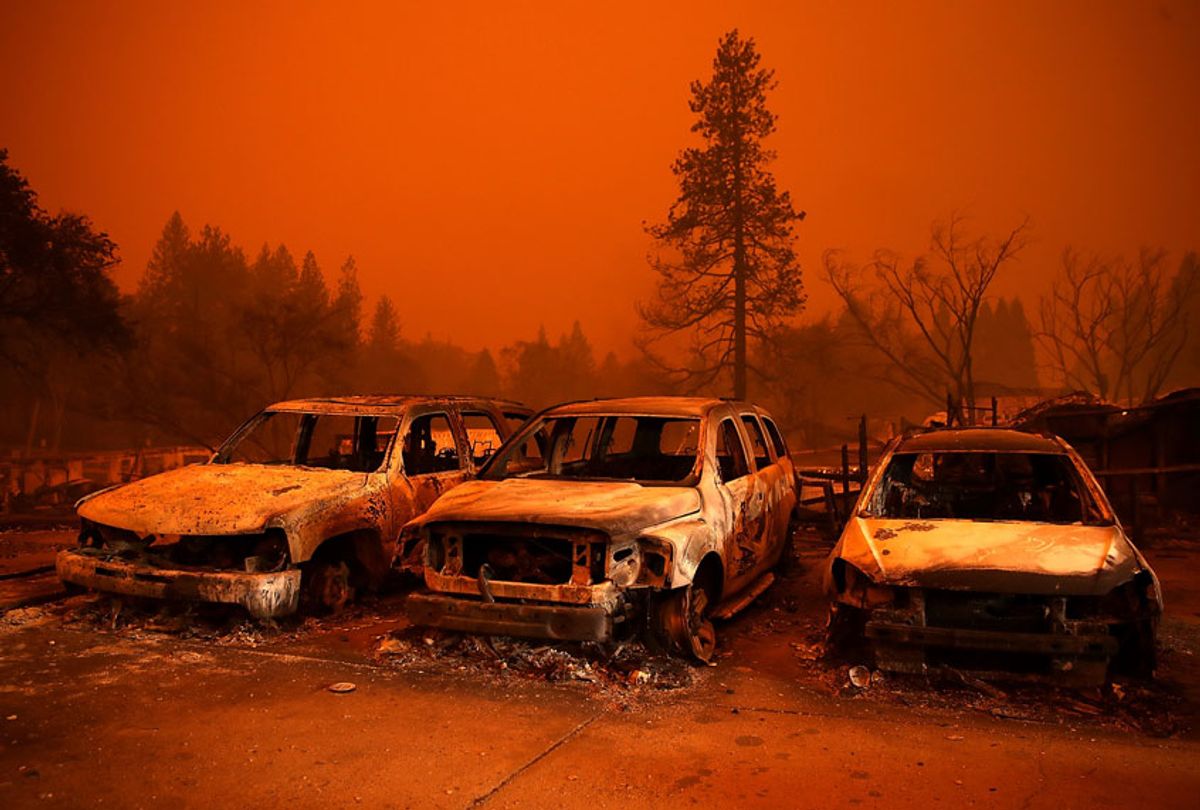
[2, 1, 1197, 358]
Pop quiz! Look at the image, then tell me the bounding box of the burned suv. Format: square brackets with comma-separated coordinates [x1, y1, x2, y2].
[57, 396, 530, 618]
[403, 397, 799, 661]
[825, 428, 1162, 684]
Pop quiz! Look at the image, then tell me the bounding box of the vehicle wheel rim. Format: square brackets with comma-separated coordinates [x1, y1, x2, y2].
[326, 562, 351, 612]
[309, 561, 353, 613]
[686, 588, 716, 662]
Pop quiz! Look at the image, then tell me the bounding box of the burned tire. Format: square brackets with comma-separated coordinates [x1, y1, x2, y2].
[301, 559, 356, 614]
[1111, 618, 1157, 679]
[826, 603, 871, 663]
[774, 513, 799, 575]
[61, 581, 87, 597]
[650, 583, 717, 663]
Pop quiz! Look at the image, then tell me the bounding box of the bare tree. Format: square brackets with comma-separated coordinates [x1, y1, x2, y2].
[825, 215, 1029, 420]
[1037, 248, 1196, 404]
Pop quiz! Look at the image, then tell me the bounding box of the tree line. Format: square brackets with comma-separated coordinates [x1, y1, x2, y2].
[0, 183, 668, 451]
[3, 30, 1198, 454]
[0, 197, 1056, 453]
[640, 30, 1199, 436]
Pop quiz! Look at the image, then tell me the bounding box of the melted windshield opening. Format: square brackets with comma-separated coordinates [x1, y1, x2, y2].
[863, 451, 1108, 524]
[214, 411, 398, 472]
[482, 415, 700, 484]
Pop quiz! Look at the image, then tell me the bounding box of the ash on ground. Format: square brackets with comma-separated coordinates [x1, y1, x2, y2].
[784, 615, 1194, 739]
[374, 626, 701, 700]
[58, 593, 304, 646]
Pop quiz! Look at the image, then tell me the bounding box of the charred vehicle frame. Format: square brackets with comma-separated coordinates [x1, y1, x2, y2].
[402, 397, 800, 661]
[57, 395, 531, 617]
[824, 427, 1162, 684]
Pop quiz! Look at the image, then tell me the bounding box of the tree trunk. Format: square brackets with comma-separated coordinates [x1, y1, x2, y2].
[731, 85, 747, 402]
[51, 390, 66, 453]
[964, 367, 976, 425]
[24, 398, 41, 458]
[734, 249, 747, 400]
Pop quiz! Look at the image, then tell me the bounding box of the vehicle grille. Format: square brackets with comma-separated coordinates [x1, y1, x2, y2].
[86, 524, 284, 572]
[924, 590, 1052, 633]
[461, 534, 577, 585]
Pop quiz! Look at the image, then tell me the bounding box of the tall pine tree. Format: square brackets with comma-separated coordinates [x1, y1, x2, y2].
[640, 30, 805, 399]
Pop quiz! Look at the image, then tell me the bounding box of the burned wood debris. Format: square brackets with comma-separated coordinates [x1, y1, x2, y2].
[1012, 387, 1200, 540]
[774, 579, 1188, 738]
[374, 627, 699, 698]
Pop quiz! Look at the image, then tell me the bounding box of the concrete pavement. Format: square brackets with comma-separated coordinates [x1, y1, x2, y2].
[0, 531, 1197, 808]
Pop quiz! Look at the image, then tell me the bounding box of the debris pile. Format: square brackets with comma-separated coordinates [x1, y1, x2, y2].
[800, 657, 1189, 737]
[374, 626, 699, 697]
[762, 577, 1192, 738]
[59, 594, 297, 646]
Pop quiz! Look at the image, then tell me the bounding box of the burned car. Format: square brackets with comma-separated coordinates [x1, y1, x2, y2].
[402, 397, 799, 661]
[57, 396, 531, 618]
[824, 428, 1162, 684]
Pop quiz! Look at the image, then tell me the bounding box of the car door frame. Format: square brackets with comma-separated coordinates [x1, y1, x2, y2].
[709, 406, 766, 596]
[393, 404, 474, 519]
[457, 402, 512, 474]
[740, 410, 796, 568]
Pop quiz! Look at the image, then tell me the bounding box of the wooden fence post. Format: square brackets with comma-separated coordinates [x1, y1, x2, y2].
[858, 414, 868, 483]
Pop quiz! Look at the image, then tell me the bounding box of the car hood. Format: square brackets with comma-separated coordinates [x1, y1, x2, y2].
[832, 516, 1145, 596]
[415, 478, 701, 536]
[77, 464, 372, 536]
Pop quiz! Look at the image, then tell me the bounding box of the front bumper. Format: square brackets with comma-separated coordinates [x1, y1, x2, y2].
[866, 621, 1118, 658]
[407, 592, 613, 642]
[56, 548, 301, 618]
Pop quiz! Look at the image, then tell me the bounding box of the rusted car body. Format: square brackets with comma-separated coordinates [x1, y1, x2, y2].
[403, 397, 799, 661]
[824, 428, 1163, 684]
[57, 395, 531, 617]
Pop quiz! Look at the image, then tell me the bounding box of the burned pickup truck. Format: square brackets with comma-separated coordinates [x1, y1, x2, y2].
[57, 395, 530, 617]
[825, 428, 1162, 684]
[403, 397, 799, 661]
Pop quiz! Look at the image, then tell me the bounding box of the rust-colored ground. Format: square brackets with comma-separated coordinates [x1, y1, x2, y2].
[1, 529, 1198, 808]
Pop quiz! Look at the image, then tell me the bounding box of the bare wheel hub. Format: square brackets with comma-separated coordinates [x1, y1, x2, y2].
[654, 585, 717, 663]
[304, 560, 354, 614]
